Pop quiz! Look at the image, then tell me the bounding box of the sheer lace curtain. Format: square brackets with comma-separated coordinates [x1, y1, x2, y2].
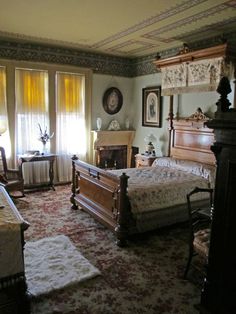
[15, 68, 50, 184]
[56, 72, 86, 182]
[1, 64, 90, 185]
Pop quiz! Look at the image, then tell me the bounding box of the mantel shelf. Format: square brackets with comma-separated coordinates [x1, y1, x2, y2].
[91, 130, 135, 148]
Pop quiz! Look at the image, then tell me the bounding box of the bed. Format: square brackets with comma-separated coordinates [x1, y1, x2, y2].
[70, 115, 216, 246]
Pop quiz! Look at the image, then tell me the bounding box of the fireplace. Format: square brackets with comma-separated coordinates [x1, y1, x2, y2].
[91, 130, 135, 169]
[96, 145, 127, 169]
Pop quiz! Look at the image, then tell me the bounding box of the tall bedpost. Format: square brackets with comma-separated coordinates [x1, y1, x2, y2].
[201, 77, 236, 313]
[233, 66, 236, 109]
[167, 95, 174, 156]
[115, 172, 129, 247]
[70, 155, 78, 210]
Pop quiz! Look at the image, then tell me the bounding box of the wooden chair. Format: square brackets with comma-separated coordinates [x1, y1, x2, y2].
[0, 146, 25, 198]
[184, 187, 214, 279]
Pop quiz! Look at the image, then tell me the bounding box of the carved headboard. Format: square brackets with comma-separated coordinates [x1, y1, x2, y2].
[170, 109, 215, 165]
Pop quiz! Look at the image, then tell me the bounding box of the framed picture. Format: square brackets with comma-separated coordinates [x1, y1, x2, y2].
[102, 87, 123, 115]
[142, 86, 162, 127]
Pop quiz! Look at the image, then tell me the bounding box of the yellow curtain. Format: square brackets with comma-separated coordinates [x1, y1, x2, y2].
[56, 72, 83, 113]
[55, 71, 86, 181]
[0, 67, 11, 157]
[56, 71, 85, 154]
[15, 68, 49, 154]
[15, 69, 48, 112]
[0, 67, 7, 114]
[0, 67, 8, 134]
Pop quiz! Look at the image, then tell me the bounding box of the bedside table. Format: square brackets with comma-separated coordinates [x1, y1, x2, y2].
[135, 154, 157, 168]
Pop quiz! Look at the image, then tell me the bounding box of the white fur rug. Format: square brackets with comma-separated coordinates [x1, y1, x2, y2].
[24, 234, 101, 297]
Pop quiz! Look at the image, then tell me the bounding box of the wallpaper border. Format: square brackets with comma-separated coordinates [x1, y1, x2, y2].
[0, 32, 235, 78]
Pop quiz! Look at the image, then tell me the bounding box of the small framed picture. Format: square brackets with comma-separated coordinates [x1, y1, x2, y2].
[102, 87, 123, 115]
[142, 86, 162, 127]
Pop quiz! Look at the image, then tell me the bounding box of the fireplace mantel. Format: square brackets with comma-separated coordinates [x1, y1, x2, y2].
[91, 130, 135, 168]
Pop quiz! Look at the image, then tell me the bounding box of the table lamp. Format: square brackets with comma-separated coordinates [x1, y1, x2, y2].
[144, 133, 157, 156]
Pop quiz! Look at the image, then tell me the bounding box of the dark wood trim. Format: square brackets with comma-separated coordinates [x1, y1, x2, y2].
[200, 77, 236, 313]
[71, 117, 215, 245]
[154, 43, 230, 69]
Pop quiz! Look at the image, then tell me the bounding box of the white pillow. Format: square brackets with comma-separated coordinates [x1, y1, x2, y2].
[152, 157, 176, 168]
[152, 157, 216, 186]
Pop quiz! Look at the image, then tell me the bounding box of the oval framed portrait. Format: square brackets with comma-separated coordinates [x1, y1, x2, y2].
[102, 87, 123, 115]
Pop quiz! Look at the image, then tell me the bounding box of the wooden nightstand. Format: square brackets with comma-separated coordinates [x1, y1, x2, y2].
[135, 154, 157, 168]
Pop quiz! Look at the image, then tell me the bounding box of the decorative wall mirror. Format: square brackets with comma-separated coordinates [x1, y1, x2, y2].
[102, 87, 123, 115]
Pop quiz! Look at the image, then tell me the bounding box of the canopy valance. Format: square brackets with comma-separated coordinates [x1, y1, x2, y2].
[154, 44, 235, 96]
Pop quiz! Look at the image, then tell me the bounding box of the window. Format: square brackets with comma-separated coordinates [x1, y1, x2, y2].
[55, 71, 86, 182]
[1, 60, 91, 183]
[0, 66, 10, 157]
[15, 68, 49, 154]
[56, 71, 86, 156]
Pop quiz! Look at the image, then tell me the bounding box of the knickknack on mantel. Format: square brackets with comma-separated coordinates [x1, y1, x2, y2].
[154, 43, 235, 96]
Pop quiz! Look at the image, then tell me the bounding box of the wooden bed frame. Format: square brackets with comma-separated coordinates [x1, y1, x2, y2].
[70, 114, 215, 246]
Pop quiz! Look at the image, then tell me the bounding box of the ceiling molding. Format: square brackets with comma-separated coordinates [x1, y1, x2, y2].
[0, 32, 235, 77]
[0, 1, 235, 58]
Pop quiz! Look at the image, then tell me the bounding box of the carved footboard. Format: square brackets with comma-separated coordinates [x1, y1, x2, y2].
[70, 156, 132, 246]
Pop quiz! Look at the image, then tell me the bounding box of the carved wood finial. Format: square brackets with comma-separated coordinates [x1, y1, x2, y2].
[216, 76, 232, 112]
[178, 43, 191, 55]
[72, 154, 78, 160]
[187, 107, 209, 120]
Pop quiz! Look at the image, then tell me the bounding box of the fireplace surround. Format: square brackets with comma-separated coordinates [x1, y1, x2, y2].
[91, 130, 135, 169]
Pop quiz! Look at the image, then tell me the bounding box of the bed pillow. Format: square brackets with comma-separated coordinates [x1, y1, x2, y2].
[152, 157, 216, 186]
[152, 157, 177, 168]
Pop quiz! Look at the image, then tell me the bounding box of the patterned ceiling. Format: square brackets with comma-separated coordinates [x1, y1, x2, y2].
[0, 0, 235, 58]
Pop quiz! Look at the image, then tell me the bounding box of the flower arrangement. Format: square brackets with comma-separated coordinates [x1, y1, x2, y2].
[38, 124, 54, 145]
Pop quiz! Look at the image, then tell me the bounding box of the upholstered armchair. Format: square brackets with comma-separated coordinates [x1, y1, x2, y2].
[0, 147, 25, 198]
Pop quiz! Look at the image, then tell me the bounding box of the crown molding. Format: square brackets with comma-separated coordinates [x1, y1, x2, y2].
[0, 31, 235, 77]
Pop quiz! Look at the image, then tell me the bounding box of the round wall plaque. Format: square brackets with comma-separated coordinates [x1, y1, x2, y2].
[102, 87, 123, 115]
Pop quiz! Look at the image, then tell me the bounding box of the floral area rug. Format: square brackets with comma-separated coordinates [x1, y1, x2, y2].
[15, 184, 202, 314]
[24, 234, 101, 297]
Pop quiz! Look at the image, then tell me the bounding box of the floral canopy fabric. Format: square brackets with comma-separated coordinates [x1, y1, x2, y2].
[161, 57, 233, 95]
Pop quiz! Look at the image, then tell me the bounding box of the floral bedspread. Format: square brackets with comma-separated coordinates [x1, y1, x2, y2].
[110, 166, 211, 215]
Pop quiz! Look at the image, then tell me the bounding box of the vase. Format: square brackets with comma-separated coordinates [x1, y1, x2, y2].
[125, 118, 130, 130]
[96, 117, 102, 131]
[42, 142, 48, 155]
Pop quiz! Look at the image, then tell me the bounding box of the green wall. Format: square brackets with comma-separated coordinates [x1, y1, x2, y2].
[92, 73, 235, 157]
